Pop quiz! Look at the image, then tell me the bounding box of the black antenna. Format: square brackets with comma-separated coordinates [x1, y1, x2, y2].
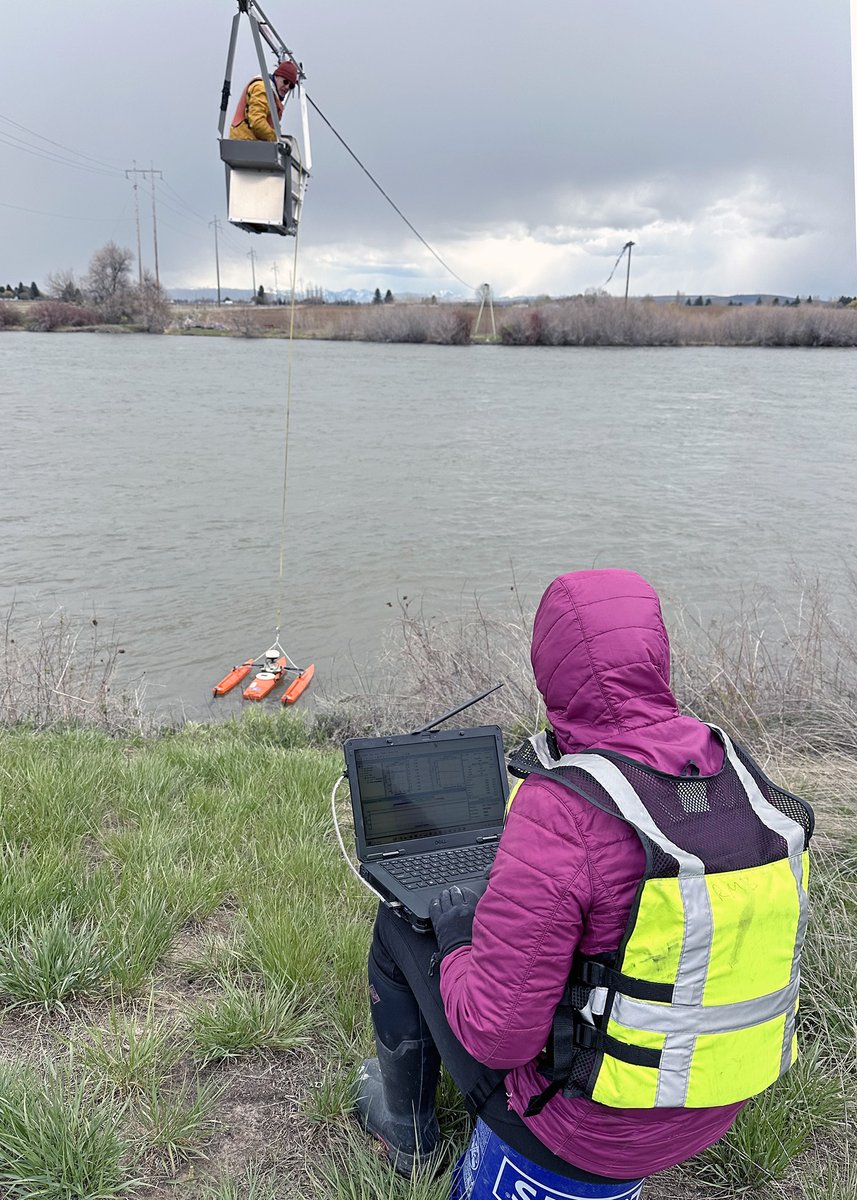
[410, 683, 505, 736]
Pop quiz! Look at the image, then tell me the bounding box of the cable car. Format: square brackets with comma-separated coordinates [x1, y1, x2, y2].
[218, 0, 312, 236]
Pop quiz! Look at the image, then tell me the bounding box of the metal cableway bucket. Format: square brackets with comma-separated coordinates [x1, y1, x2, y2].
[219, 137, 308, 235]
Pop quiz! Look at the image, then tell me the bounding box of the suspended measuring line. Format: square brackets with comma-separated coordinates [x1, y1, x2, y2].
[306, 94, 478, 294]
[274, 221, 303, 640]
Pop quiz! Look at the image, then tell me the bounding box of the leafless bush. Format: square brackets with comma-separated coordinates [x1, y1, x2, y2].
[358, 305, 474, 345]
[225, 306, 264, 338]
[318, 578, 857, 758]
[670, 579, 857, 757]
[133, 272, 170, 334]
[314, 593, 542, 743]
[26, 301, 101, 332]
[0, 302, 22, 329]
[85, 241, 137, 324]
[46, 268, 83, 303]
[497, 298, 857, 348]
[1, 605, 151, 734]
[182, 302, 475, 345]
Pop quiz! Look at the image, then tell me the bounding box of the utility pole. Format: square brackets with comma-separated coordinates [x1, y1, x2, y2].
[248, 247, 257, 297]
[125, 161, 144, 287]
[125, 165, 163, 286]
[623, 241, 635, 304]
[272, 260, 279, 301]
[209, 217, 222, 305]
[149, 162, 162, 288]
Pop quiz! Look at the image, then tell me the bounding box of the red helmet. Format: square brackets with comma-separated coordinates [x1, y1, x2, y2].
[273, 60, 298, 87]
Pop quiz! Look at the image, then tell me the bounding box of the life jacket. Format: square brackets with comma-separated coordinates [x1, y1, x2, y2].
[230, 77, 284, 133]
[506, 725, 813, 1114]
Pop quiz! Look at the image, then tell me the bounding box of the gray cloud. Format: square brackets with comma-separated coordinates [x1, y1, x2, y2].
[0, 0, 853, 297]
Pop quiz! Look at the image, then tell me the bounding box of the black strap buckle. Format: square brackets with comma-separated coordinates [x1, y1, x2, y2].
[579, 960, 607, 987]
[573, 1023, 599, 1050]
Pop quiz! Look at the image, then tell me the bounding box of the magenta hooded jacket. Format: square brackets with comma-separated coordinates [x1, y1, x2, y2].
[439, 569, 743, 1178]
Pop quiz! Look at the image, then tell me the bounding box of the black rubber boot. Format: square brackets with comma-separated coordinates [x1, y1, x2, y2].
[353, 931, 442, 1177]
[354, 1039, 441, 1178]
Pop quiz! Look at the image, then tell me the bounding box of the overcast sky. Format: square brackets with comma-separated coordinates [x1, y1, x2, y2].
[1, 0, 855, 298]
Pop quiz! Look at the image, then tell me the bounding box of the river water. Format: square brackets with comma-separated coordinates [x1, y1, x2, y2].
[1, 333, 854, 716]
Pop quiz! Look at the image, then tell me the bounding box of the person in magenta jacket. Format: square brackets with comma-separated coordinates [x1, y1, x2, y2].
[355, 568, 743, 1180]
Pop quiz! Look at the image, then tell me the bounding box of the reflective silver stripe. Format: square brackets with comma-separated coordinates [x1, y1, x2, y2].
[611, 975, 800, 1035]
[781, 852, 809, 1075]
[711, 727, 808, 1076]
[712, 726, 804, 857]
[674, 876, 712, 1006]
[529, 736, 705, 876]
[656, 1030, 696, 1107]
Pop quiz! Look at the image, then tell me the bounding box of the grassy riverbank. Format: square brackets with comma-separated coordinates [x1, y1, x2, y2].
[0, 713, 854, 1200]
[2, 588, 856, 1198]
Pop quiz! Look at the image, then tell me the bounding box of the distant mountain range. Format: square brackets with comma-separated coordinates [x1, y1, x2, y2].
[168, 287, 458, 304]
[168, 288, 840, 306]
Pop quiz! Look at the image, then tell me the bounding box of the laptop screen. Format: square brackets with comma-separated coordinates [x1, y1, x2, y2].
[347, 729, 507, 849]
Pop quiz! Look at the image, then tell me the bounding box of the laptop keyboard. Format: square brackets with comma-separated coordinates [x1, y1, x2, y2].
[383, 844, 497, 890]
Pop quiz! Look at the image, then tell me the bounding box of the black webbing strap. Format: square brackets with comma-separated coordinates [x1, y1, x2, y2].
[466, 1067, 507, 1113]
[573, 1023, 661, 1069]
[580, 958, 674, 1004]
[523, 984, 579, 1117]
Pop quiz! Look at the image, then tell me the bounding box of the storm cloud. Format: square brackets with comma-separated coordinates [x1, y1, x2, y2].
[1, 0, 853, 298]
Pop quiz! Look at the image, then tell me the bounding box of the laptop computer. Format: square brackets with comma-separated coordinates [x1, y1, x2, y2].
[343, 725, 508, 930]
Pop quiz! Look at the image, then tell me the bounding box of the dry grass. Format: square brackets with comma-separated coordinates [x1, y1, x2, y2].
[170, 296, 857, 348]
[1, 603, 150, 736]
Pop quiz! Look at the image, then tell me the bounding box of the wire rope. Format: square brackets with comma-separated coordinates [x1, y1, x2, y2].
[306, 94, 478, 294]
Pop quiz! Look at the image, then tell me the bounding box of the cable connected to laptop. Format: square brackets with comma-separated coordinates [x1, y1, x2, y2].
[331, 773, 402, 908]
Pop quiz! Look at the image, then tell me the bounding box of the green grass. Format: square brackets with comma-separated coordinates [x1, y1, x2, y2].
[76, 997, 189, 1093]
[0, 1060, 135, 1200]
[134, 1075, 223, 1172]
[0, 715, 852, 1199]
[190, 980, 313, 1065]
[0, 905, 114, 1011]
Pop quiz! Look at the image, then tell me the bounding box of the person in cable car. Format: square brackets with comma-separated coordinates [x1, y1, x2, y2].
[229, 60, 297, 142]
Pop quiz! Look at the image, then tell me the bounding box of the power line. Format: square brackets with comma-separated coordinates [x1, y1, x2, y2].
[0, 112, 122, 173]
[0, 199, 133, 222]
[0, 129, 119, 178]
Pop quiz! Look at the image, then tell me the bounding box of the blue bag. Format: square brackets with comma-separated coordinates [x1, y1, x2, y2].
[450, 1119, 646, 1200]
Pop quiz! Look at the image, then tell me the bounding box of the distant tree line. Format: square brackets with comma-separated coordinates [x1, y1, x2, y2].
[0, 281, 41, 300]
[0, 242, 171, 333]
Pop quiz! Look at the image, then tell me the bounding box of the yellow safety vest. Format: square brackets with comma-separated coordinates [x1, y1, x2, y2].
[507, 726, 813, 1112]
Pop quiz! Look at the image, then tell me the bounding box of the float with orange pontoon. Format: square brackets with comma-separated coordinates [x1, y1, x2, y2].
[212, 643, 314, 704]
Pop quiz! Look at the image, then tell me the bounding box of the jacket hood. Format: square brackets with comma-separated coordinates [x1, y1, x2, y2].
[531, 568, 721, 774]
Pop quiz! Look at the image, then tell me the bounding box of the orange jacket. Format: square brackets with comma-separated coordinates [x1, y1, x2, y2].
[229, 78, 284, 142]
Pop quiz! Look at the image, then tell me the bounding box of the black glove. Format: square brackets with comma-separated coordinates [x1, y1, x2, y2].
[429, 885, 479, 959]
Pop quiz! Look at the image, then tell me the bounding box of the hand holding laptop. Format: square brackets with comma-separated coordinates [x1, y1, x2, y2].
[430, 885, 480, 959]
